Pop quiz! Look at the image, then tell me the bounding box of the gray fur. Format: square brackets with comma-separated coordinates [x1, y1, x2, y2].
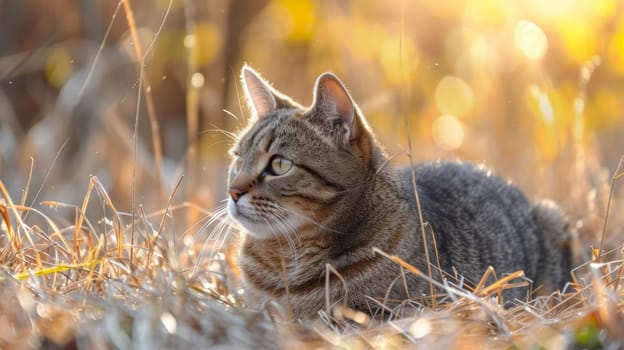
[227, 66, 573, 319]
[398, 162, 571, 301]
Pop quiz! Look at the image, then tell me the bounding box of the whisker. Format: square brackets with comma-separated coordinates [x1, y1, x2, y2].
[262, 217, 291, 257]
[192, 204, 233, 272]
[191, 207, 226, 247]
[200, 126, 238, 141]
[271, 210, 300, 260]
[222, 108, 240, 121]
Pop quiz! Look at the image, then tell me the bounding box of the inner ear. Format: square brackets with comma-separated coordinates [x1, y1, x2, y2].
[312, 73, 359, 141]
[241, 66, 277, 118]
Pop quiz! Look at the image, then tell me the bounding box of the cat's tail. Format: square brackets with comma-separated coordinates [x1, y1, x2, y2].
[531, 199, 574, 291]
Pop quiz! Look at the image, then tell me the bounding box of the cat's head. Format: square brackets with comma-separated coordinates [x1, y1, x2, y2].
[227, 66, 380, 239]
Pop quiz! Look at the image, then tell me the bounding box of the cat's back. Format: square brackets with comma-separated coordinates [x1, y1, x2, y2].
[399, 161, 528, 209]
[397, 161, 542, 290]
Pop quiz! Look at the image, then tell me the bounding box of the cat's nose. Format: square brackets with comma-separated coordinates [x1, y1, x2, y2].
[229, 187, 247, 203]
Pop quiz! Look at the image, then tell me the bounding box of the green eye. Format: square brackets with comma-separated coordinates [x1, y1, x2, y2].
[269, 157, 293, 176]
[232, 157, 242, 173]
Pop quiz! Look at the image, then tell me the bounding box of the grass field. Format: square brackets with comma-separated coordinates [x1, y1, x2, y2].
[1, 0, 624, 348]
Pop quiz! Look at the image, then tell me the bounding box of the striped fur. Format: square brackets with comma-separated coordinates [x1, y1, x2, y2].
[227, 66, 573, 319]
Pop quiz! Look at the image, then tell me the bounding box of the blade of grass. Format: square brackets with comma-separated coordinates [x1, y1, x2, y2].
[20, 157, 34, 207]
[15, 204, 75, 260]
[74, 177, 97, 261]
[183, 0, 200, 225]
[398, 0, 436, 309]
[123, 0, 172, 271]
[121, 0, 166, 202]
[13, 260, 101, 280]
[325, 263, 349, 316]
[23, 137, 69, 222]
[147, 175, 184, 268]
[598, 156, 624, 259]
[91, 176, 124, 260]
[0, 180, 41, 265]
[78, 0, 123, 98]
[0, 202, 16, 251]
[85, 233, 105, 292]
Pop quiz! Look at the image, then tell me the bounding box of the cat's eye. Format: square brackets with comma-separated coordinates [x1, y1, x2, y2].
[232, 157, 242, 174]
[268, 157, 293, 176]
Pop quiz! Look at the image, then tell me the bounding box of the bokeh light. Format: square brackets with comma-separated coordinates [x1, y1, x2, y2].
[183, 34, 196, 48]
[191, 72, 205, 88]
[434, 76, 475, 118]
[45, 48, 73, 88]
[409, 318, 432, 339]
[432, 114, 465, 151]
[531, 86, 555, 124]
[514, 20, 548, 60]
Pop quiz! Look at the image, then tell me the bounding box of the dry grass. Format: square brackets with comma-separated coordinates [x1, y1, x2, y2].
[0, 176, 279, 348]
[1, 163, 623, 349]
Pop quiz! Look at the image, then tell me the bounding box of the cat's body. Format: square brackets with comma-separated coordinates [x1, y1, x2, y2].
[228, 66, 572, 319]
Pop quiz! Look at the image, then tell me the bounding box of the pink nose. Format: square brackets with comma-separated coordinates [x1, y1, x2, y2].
[229, 188, 247, 203]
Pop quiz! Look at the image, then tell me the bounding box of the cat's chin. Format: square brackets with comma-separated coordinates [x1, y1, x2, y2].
[227, 197, 302, 240]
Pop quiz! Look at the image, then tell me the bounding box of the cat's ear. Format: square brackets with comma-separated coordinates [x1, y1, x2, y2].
[241, 66, 277, 117]
[241, 66, 298, 118]
[311, 73, 362, 143]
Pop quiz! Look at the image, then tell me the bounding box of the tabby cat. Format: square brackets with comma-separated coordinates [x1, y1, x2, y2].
[226, 66, 572, 320]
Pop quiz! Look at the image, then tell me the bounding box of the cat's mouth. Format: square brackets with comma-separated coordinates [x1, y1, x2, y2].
[227, 196, 302, 239]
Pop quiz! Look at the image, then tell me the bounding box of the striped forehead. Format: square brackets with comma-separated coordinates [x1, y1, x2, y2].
[240, 109, 299, 152]
[241, 117, 274, 152]
[236, 108, 341, 157]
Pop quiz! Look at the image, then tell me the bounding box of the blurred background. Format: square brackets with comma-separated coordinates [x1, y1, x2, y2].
[0, 0, 623, 251]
